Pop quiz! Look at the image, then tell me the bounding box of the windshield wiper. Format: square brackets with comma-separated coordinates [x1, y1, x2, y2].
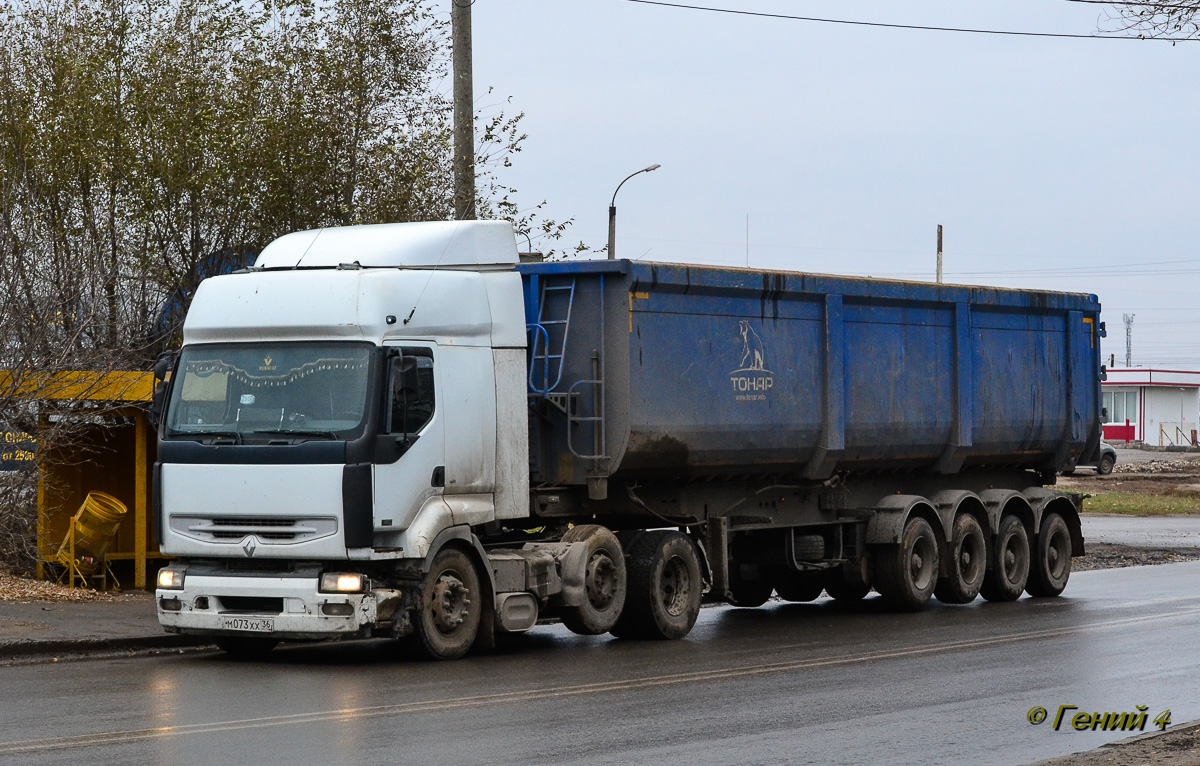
[248, 429, 338, 440]
[176, 430, 242, 444]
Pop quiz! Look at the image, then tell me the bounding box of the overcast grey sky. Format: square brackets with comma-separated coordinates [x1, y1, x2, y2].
[451, 0, 1199, 367]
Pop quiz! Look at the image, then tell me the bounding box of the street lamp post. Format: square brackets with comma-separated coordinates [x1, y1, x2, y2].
[608, 164, 660, 260]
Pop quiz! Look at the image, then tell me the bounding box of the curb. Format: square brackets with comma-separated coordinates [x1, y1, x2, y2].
[0, 634, 213, 659]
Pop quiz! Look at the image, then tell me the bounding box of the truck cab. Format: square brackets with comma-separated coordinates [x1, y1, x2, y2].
[154, 221, 542, 657]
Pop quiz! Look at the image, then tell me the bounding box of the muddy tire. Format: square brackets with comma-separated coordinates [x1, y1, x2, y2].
[934, 514, 987, 604]
[413, 546, 482, 660]
[726, 563, 774, 607]
[876, 516, 939, 611]
[774, 570, 824, 603]
[1096, 454, 1115, 475]
[611, 531, 702, 640]
[1025, 512, 1072, 598]
[215, 637, 279, 659]
[980, 514, 1030, 603]
[559, 525, 627, 635]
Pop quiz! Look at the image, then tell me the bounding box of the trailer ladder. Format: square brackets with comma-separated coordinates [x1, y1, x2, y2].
[527, 277, 576, 396]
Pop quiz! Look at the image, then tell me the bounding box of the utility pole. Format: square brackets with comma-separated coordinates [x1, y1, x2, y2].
[452, 0, 474, 220]
[1123, 313, 1135, 367]
[936, 224, 944, 284]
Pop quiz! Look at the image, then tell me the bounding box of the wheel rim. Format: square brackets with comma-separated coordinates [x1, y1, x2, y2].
[960, 529, 985, 583]
[1046, 526, 1070, 581]
[909, 533, 936, 590]
[1002, 533, 1027, 585]
[660, 555, 692, 616]
[430, 571, 471, 635]
[585, 551, 618, 609]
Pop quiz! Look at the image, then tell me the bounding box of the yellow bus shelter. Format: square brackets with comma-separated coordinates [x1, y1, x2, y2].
[17, 371, 160, 589]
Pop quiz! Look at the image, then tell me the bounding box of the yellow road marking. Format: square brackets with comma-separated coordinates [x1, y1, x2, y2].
[2, 606, 1198, 755]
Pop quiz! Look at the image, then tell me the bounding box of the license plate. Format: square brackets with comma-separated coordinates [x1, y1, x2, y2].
[221, 617, 275, 632]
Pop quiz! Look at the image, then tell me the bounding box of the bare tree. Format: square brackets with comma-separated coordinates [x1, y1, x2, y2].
[1107, 1, 1200, 38]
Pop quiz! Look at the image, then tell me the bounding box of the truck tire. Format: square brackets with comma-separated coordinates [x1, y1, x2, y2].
[611, 530, 702, 640]
[934, 514, 986, 604]
[876, 516, 939, 611]
[980, 514, 1030, 602]
[413, 546, 482, 660]
[1025, 512, 1072, 598]
[824, 566, 870, 602]
[773, 570, 824, 603]
[1096, 454, 1115, 475]
[215, 637, 278, 659]
[726, 564, 774, 607]
[559, 525, 627, 635]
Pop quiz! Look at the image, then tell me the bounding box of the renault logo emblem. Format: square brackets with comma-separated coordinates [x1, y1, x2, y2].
[242, 537, 257, 557]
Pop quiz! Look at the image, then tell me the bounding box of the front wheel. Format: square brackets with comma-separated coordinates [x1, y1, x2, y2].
[413, 546, 482, 660]
[215, 637, 279, 659]
[726, 564, 773, 607]
[611, 531, 702, 640]
[876, 516, 939, 611]
[774, 570, 824, 603]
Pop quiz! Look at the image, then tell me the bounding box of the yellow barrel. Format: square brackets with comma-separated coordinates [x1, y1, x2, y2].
[56, 492, 128, 575]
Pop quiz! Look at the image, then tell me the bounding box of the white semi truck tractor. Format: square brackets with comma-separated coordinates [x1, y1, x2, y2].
[153, 221, 1099, 659]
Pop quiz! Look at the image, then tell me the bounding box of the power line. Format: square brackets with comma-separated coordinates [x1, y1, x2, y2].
[622, 0, 1200, 41]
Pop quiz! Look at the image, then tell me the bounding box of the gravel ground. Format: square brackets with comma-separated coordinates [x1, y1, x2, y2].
[1072, 543, 1200, 571]
[1032, 721, 1200, 766]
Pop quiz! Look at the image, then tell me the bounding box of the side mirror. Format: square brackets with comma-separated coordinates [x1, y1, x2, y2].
[1101, 407, 1108, 420]
[149, 351, 177, 428]
[149, 381, 167, 428]
[153, 351, 177, 382]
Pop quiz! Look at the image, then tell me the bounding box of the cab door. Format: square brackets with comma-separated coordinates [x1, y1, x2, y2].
[373, 345, 445, 533]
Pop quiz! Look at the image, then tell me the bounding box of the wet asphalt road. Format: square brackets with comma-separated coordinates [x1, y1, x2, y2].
[2, 563, 1200, 766]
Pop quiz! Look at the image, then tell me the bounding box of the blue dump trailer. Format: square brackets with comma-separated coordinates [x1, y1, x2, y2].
[154, 223, 1104, 658]
[520, 258, 1102, 618]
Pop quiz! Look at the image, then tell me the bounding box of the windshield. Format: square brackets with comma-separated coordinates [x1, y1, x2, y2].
[164, 342, 372, 439]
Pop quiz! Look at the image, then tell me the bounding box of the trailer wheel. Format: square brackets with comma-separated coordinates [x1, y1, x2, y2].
[726, 564, 774, 607]
[980, 515, 1030, 603]
[413, 546, 482, 660]
[824, 566, 870, 602]
[773, 570, 824, 603]
[215, 637, 278, 659]
[559, 525, 627, 635]
[611, 531, 702, 640]
[934, 514, 987, 604]
[1025, 512, 1072, 598]
[876, 516, 939, 611]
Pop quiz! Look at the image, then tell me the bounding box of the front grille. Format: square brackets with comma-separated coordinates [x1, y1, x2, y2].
[218, 596, 284, 614]
[170, 515, 338, 545]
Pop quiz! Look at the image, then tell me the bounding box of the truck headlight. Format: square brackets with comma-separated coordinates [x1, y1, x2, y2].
[157, 568, 185, 590]
[319, 572, 366, 593]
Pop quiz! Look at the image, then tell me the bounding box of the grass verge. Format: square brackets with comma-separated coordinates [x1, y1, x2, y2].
[1076, 492, 1200, 515]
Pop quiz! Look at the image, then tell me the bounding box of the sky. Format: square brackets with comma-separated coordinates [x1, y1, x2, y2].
[442, 0, 1200, 368]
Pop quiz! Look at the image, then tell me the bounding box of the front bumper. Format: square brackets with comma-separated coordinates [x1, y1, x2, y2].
[156, 574, 395, 641]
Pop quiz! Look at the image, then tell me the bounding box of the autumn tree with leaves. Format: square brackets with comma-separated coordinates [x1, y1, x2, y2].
[0, 0, 570, 571]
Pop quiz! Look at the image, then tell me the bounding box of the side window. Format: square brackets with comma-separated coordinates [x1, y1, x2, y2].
[388, 356, 435, 435]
